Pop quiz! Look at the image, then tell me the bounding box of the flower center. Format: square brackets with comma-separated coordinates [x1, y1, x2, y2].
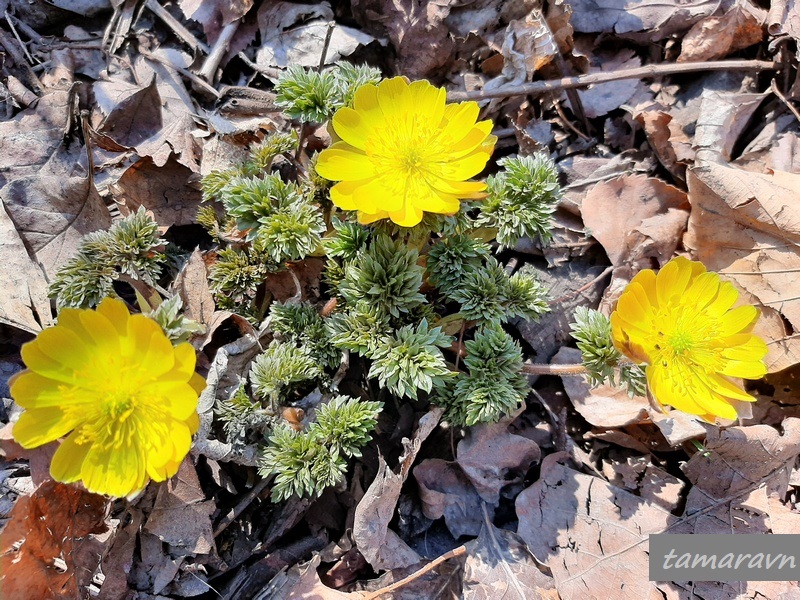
[668, 329, 695, 355]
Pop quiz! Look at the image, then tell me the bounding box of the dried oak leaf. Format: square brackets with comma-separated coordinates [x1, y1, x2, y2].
[351, 0, 457, 78]
[678, 1, 765, 63]
[352, 409, 443, 571]
[456, 417, 540, 505]
[581, 173, 688, 268]
[413, 458, 485, 538]
[683, 163, 800, 372]
[568, 0, 717, 40]
[516, 453, 677, 600]
[111, 157, 202, 228]
[0, 480, 108, 600]
[174, 247, 215, 325]
[462, 512, 557, 600]
[658, 418, 800, 598]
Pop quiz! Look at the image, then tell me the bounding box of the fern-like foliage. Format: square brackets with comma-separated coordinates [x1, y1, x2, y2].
[250, 341, 322, 407]
[218, 175, 305, 236]
[477, 154, 561, 249]
[249, 131, 298, 171]
[570, 306, 646, 396]
[50, 207, 165, 309]
[323, 218, 372, 261]
[258, 395, 381, 501]
[326, 301, 392, 356]
[426, 234, 491, 294]
[216, 385, 273, 446]
[447, 259, 549, 325]
[368, 319, 453, 400]
[269, 301, 340, 370]
[147, 295, 204, 343]
[338, 234, 426, 319]
[208, 246, 276, 309]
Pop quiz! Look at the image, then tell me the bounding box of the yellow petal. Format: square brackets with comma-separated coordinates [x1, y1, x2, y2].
[376, 77, 411, 119]
[441, 149, 493, 180]
[357, 210, 390, 224]
[50, 432, 91, 483]
[315, 144, 376, 181]
[717, 305, 758, 337]
[330, 180, 370, 211]
[20, 342, 75, 383]
[428, 179, 486, 197]
[388, 203, 424, 227]
[447, 122, 495, 158]
[34, 326, 95, 372]
[352, 176, 404, 213]
[690, 380, 738, 421]
[683, 271, 721, 310]
[706, 280, 739, 317]
[700, 372, 757, 403]
[719, 334, 768, 363]
[656, 256, 692, 305]
[11, 371, 98, 409]
[441, 102, 481, 141]
[139, 381, 199, 420]
[81, 430, 147, 497]
[332, 106, 374, 150]
[96, 297, 131, 337]
[410, 188, 460, 214]
[647, 364, 706, 416]
[13, 407, 80, 448]
[128, 315, 175, 378]
[407, 79, 446, 124]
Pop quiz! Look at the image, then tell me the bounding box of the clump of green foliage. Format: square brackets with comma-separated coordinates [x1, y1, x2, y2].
[258, 395, 382, 501]
[275, 63, 382, 123]
[49, 207, 166, 309]
[570, 306, 646, 396]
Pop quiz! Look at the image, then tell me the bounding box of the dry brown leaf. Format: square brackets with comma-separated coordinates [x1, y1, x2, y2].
[495, 10, 559, 85]
[266, 554, 353, 599]
[657, 419, 800, 598]
[553, 347, 649, 427]
[179, 0, 254, 38]
[112, 157, 202, 228]
[678, 1, 765, 63]
[93, 75, 162, 149]
[256, 2, 375, 69]
[462, 512, 557, 600]
[0, 480, 108, 600]
[143, 458, 216, 555]
[581, 173, 688, 268]
[578, 49, 645, 118]
[634, 109, 693, 180]
[683, 163, 800, 372]
[413, 458, 485, 538]
[352, 408, 443, 571]
[456, 417, 540, 505]
[516, 453, 676, 600]
[131, 56, 200, 172]
[569, 0, 717, 40]
[174, 248, 215, 325]
[768, 0, 800, 43]
[351, 0, 456, 78]
[648, 408, 707, 445]
[0, 201, 53, 332]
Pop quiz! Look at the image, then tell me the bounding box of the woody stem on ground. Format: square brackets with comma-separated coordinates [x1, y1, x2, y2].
[521, 358, 637, 376]
[447, 59, 780, 102]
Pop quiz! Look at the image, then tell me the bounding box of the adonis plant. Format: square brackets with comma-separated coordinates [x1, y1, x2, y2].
[12, 62, 766, 503]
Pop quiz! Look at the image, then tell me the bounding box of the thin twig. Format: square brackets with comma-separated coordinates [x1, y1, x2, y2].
[770, 78, 800, 124]
[198, 20, 240, 82]
[237, 52, 282, 80]
[521, 362, 589, 375]
[447, 59, 780, 102]
[548, 265, 613, 305]
[213, 478, 271, 537]
[140, 49, 220, 98]
[145, 0, 210, 54]
[317, 21, 335, 71]
[358, 546, 468, 599]
[4, 11, 36, 64]
[4, 12, 43, 44]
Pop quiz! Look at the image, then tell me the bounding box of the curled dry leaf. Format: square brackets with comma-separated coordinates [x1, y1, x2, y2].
[552, 347, 649, 428]
[413, 458, 485, 538]
[174, 247, 215, 325]
[568, 0, 717, 40]
[0, 480, 108, 600]
[456, 417, 540, 505]
[351, 0, 457, 78]
[462, 509, 557, 600]
[678, 1, 766, 63]
[581, 173, 688, 269]
[683, 163, 800, 372]
[352, 408, 443, 571]
[516, 453, 677, 600]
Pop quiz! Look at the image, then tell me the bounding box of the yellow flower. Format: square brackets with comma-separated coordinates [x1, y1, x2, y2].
[315, 77, 496, 227]
[610, 256, 767, 422]
[10, 298, 205, 497]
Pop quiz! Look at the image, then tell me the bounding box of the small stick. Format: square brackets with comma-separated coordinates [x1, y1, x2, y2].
[145, 0, 210, 54]
[358, 546, 468, 600]
[213, 477, 270, 537]
[4, 12, 43, 44]
[521, 362, 589, 375]
[237, 51, 283, 80]
[548, 265, 613, 305]
[317, 21, 335, 71]
[770, 78, 800, 124]
[140, 49, 220, 98]
[447, 59, 780, 102]
[198, 20, 240, 82]
[4, 11, 36, 64]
